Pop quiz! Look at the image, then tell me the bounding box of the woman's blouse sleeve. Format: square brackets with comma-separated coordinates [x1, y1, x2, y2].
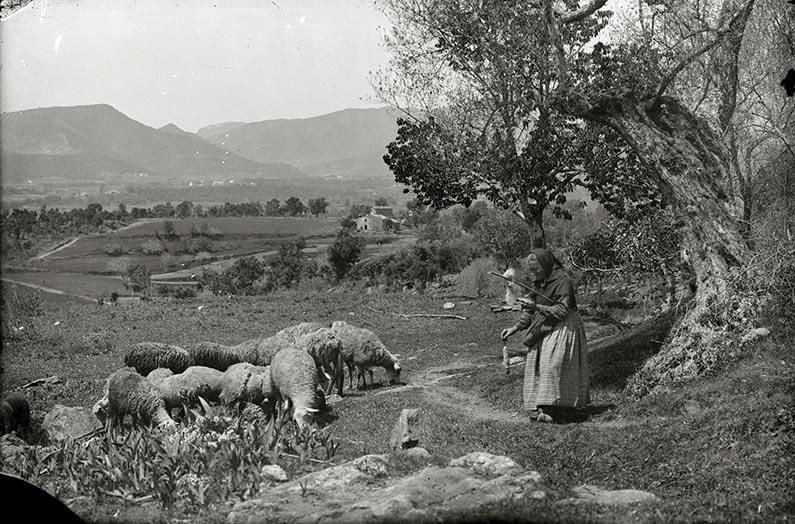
[536, 294, 573, 320]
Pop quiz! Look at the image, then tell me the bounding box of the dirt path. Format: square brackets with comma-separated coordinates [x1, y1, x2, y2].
[34, 237, 80, 260]
[375, 361, 526, 423]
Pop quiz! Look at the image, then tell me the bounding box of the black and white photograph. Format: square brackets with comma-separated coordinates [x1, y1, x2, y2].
[1, 0, 793, 522]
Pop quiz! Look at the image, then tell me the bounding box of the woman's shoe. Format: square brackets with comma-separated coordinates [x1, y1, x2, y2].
[536, 412, 554, 423]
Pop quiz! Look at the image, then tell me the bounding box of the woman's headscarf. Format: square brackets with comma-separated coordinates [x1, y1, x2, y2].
[528, 248, 576, 308]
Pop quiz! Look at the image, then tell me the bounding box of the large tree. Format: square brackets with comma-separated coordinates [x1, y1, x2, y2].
[377, 0, 782, 395]
[379, 0, 659, 246]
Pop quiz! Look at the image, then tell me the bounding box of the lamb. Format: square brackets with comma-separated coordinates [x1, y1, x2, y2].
[269, 347, 323, 428]
[185, 341, 244, 371]
[293, 328, 345, 396]
[219, 363, 274, 415]
[147, 366, 225, 411]
[123, 342, 193, 375]
[330, 321, 402, 390]
[0, 392, 31, 439]
[93, 367, 175, 429]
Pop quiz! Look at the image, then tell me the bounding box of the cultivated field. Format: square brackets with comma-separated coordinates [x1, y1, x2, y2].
[2, 215, 414, 299]
[1, 284, 792, 523]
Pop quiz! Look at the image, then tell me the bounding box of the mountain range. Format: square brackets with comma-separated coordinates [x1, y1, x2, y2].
[197, 106, 401, 178]
[1, 104, 401, 186]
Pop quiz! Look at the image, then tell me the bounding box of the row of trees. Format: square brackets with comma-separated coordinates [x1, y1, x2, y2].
[1, 196, 331, 254]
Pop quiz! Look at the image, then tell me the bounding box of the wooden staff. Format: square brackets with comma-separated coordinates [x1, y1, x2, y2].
[488, 271, 555, 303]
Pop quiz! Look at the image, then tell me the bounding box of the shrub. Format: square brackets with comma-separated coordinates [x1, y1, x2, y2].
[201, 256, 265, 295]
[141, 239, 164, 255]
[103, 242, 129, 256]
[266, 238, 308, 290]
[107, 256, 133, 276]
[455, 257, 506, 298]
[174, 286, 197, 299]
[328, 229, 365, 280]
[349, 240, 478, 290]
[123, 264, 152, 297]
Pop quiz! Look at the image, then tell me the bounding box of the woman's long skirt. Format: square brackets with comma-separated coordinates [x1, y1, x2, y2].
[523, 310, 589, 410]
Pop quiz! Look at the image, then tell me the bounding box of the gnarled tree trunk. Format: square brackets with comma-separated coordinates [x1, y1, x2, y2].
[588, 97, 751, 396]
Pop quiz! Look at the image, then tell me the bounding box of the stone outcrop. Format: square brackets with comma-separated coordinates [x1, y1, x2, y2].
[41, 404, 102, 442]
[227, 451, 546, 524]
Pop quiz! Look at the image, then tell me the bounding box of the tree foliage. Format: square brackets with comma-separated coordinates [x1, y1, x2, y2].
[378, 0, 663, 246]
[327, 229, 365, 280]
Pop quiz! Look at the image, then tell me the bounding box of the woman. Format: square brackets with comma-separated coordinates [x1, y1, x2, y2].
[501, 248, 589, 423]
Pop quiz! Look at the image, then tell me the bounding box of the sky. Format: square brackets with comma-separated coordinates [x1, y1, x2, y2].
[0, 0, 392, 132]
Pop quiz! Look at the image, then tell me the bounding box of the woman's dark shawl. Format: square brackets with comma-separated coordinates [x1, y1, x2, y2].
[518, 248, 577, 347]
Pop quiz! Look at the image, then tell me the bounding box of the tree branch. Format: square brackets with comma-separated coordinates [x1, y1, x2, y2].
[649, 0, 755, 111]
[559, 0, 609, 25]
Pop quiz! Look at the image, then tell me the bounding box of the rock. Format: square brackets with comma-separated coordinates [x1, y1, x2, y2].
[325, 393, 344, 405]
[228, 461, 548, 524]
[352, 454, 388, 478]
[561, 484, 659, 506]
[402, 447, 431, 460]
[260, 464, 288, 483]
[449, 451, 525, 478]
[389, 408, 420, 451]
[741, 327, 771, 344]
[276, 464, 370, 494]
[42, 404, 102, 442]
[442, 302, 455, 310]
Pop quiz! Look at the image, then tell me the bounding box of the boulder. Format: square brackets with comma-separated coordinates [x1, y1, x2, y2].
[449, 451, 525, 478]
[260, 464, 288, 483]
[401, 447, 431, 460]
[42, 404, 102, 442]
[389, 408, 420, 451]
[741, 327, 771, 344]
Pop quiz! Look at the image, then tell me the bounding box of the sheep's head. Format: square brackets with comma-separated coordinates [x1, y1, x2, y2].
[386, 361, 402, 384]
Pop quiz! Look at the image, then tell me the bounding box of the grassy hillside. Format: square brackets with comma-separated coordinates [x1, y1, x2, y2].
[1, 285, 792, 523]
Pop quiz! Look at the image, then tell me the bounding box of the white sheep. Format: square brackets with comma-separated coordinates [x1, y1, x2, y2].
[292, 328, 345, 396]
[123, 342, 193, 376]
[330, 321, 402, 390]
[269, 347, 323, 428]
[93, 367, 175, 429]
[273, 322, 328, 343]
[219, 363, 274, 416]
[147, 366, 225, 411]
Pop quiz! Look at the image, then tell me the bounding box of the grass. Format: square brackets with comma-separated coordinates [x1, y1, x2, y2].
[1, 286, 792, 523]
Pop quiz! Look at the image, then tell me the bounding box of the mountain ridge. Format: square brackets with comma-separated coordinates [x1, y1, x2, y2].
[1, 104, 307, 184]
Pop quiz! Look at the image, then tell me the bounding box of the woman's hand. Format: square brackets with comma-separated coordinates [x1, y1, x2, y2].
[517, 297, 536, 311]
[501, 326, 518, 340]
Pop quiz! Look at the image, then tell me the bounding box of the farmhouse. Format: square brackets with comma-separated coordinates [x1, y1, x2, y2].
[354, 207, 399, 233]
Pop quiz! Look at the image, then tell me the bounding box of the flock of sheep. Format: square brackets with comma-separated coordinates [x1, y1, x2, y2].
[92, 321, 402, 430]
